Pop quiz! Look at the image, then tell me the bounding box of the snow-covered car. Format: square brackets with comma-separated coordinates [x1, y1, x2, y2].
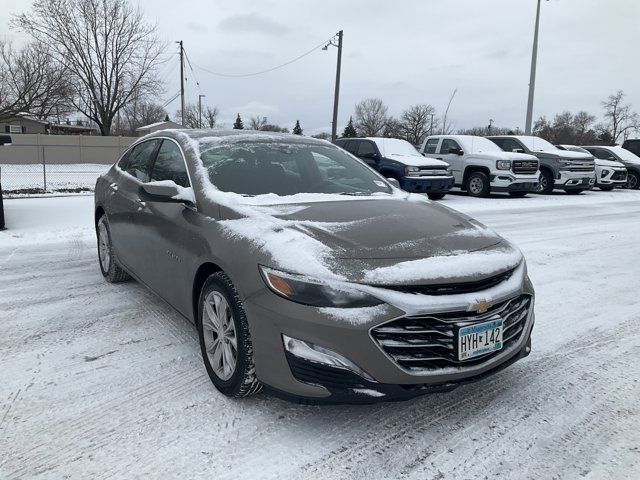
[94, 130, 535, 404]
[419, 135, 539, 197]
[557, 145, 627, 191]
[334, 137, 454, 200]
[582, 145, 640, 190]
[488, 136, 596, 194]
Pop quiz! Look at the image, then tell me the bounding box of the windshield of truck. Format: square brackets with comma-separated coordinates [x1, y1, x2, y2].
[518, 136, 558, 152]
[377, 138, 421, 157]
[461, 137, 504, 154]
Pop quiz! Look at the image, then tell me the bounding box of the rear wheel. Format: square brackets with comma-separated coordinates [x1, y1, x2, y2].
[466, 172, 490, 198]
[427, 192, 446, 200]
[198, 272, 262, 398]
[536, 169, 554, 194]
[626, 171, 639, 189]
[508, 191, 528, 198]
[96, 215, 130, 283]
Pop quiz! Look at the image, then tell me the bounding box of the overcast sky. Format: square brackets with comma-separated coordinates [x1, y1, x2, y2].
[1, 0, 639, 134]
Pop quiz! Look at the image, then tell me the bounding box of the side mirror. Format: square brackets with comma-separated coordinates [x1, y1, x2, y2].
[140, 181, 195, 206]
[360, 152, 378, 160]
[448, 148, 464, 155]
[386, 178, 400, 188]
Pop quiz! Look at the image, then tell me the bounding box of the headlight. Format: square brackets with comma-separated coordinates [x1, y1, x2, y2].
[404, 166, 420, 176]
[260, 266, 383, 308]
[601, 169, 609, 177]
[446, 167, 453, 175]
[496, 160, 511, 170]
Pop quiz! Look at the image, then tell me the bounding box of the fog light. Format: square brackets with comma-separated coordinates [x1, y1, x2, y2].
[283, 334, 374, 381]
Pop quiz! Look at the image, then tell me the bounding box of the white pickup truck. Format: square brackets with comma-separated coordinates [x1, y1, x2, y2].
[420, 135, 540, 197]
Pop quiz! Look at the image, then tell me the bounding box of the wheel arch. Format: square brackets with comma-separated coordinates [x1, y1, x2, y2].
[95, 206, 105, 227]
[192, 262, 224, 323]
[462, 165, 491, 189]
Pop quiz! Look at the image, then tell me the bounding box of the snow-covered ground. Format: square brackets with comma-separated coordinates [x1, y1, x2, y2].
[1, 190, 639, 479]
[0, 163, 109, 193]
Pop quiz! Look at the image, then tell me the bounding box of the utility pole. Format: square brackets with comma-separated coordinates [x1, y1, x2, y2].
[525, 0, 542, 135]
[178, 40, 185, 126]
[488, 119, 494, 134]
[331, 30, 343, 143]
[198, 94, 206, 128]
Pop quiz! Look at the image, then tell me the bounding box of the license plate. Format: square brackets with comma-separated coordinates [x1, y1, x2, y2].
[458, 318, 503, 360]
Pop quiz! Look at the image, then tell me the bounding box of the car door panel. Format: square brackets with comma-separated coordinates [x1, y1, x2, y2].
[439, 139, 463, 184]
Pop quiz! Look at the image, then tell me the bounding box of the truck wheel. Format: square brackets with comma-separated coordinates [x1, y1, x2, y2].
[466, 172, 490, 198]
[96, 215, 131, 283]
[198, 272, 262, 398]
[536, 170, 554, 194]
[508, 191, 528, 198]
[427, 193, 446, 200]
[564, 189, 584, 195]
[625, 171, 639, 189]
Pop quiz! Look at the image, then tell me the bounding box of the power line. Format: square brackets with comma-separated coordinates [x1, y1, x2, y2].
[192, 34, 337, 78]
[161, 91, 181, 109]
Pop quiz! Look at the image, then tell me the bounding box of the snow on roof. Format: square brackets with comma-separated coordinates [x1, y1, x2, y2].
[136, 120, 181, 130]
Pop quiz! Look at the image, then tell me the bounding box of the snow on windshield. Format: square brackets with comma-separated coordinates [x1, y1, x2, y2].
[611, 146, 640, 162]
[458, 137, 503, 154]
[518, 136, 558, 152]
[377, 138, 421, 157]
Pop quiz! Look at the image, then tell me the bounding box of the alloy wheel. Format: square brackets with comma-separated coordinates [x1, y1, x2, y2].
[202, 291, 238, 381]
[627, 173, 639, 189]
[536, 174, 547, 193]
[98, 221, 111, 272]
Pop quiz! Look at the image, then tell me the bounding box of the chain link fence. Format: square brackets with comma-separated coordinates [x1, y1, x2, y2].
[0, 163, 110, 196]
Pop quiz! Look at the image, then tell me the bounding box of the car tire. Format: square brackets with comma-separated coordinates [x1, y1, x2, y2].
[536, 169, 554, 194]
[427, 192, 446, 200]
[599, 186, 614, 191]
[466, 172, 490, 198]
[564, 189, 584, 195]
[508, 191, 528, 198]
[197, 272, 262, 398]
[625, 171, 639, 190]
[96, 215, 131, 283]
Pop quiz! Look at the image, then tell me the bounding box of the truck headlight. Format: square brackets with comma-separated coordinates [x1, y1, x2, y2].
[496, 160, 511, 170]
[404, 166, 420, 176]
[260, 266, 383, 308]
[446, 167, 453, 175]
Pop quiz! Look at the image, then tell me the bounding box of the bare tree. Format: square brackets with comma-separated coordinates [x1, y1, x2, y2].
[600, 90, 639, 143]
[12, 0, 165, 135]
[382, 118, 404, 138]
[203, 106, 219, 129]
[0, 41, 73, 121]
[249, 116, 268, 130]
[440, 88, 457, 135]
[573, 111, 597, 144]
[354, 98, 388, 136]
[116, 98, 166, 136]
[399, 104, 437, 145]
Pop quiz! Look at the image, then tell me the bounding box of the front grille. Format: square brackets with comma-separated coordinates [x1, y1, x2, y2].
[371, 294, 532, 373]
[417, 168, 450, 176]
[380, 269, 513, 296]
[611, 171, 627, 181]
[512, 160, 538, 174]
[568, 165, 595, 172]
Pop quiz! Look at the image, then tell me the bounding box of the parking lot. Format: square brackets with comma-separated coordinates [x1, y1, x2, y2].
[1, 190, 639, 480]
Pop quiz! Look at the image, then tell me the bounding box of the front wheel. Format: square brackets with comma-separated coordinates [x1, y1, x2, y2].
[96, 215, 130, 283]
[427, 192, 446, 200]
[198, 272, 262, 398]
[508, 191, 528, 198]
[536, 170, 554, 194]
[466, 172, 490, 198]
[625, 171, 639, 190]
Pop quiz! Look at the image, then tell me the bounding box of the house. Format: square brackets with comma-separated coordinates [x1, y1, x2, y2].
[0, 113, 98, 135]
[136, 120, 183, 137]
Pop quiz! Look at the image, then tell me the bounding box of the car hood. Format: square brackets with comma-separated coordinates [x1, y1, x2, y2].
[220, 196, 520, 285]
[471, 151, 538, 161]
[595, 159, 625, 168]
[385, 153, 450, 168]
[540, 150, 594, 161]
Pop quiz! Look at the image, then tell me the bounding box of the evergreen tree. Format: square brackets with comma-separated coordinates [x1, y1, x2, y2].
[233, 113, 244, 129]
[342, 116, 357, 138]
[292, 120, 303, 135]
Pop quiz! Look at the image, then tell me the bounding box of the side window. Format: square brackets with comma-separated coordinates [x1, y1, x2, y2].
[424, 138, 439, 154]
[150, 140, 190, 188]
[117, 149, 131, 170]
[343, 140, 359, 154]
[125, 140, 159, 182]
[489, 138, 505, 149]
[440, 139, 461, 154]
[356, 141, 376, 157]
[594, 149, 617, 161]
[502, 139, 523, 152]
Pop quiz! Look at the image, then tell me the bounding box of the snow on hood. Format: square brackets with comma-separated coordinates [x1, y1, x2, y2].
[594, 158, 625, 168]
[174, 131, 519, 287]
[385, 153, 449, 167]
[552, 150, 594, 160]
[470, 151, 538, 161]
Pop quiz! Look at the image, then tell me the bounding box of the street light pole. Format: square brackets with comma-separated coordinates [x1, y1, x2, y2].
[198, 94, 206, 128]
[330, 31, 343, 143]
[525, 0, 542, 135]
[178, 40, 185, 126]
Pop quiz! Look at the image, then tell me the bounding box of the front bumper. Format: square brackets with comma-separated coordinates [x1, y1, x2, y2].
[400, 175, 455, 194]
[596, 168, 627, 186]
[557, 170, 596, 189]
[490, 173, 539, 192]
[244, 263, 535, 403]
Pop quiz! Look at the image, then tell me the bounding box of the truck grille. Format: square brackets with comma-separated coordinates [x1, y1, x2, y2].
[417, 168, 450, 176]
[611, 170, 627, 181]
[512, 160, 538, 174]
[371, 294, 532, 373]
[568, 164, 595, 172]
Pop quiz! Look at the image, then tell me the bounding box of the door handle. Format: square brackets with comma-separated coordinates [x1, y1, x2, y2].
[109, 182, 118, 191]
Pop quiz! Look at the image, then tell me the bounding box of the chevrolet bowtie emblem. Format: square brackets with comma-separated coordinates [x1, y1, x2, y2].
[472, 299, 492, 313]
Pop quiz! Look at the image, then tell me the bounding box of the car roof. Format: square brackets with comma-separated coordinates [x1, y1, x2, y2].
[143, 128, 330, 146]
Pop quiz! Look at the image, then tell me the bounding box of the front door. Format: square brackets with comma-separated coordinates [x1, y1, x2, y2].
[439, 138, 464, 184]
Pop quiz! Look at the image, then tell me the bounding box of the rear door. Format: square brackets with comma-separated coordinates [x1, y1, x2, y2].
[438, 138, 464, 183]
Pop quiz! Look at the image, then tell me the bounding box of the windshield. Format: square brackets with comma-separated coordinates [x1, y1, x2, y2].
[461, 137, 503, 153]
[518, 136, 557, 152]
[378, 138, 421, 156]
[199, 141, 392, 196]
[612, 146, 640, 162]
